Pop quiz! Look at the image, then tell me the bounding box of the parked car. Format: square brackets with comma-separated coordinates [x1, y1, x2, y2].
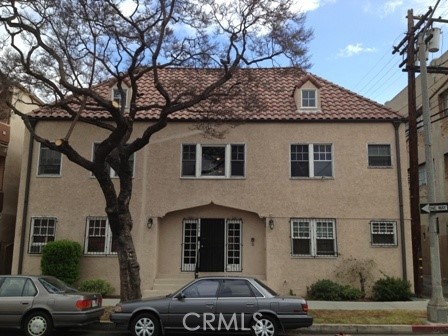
[0, 275, 104, 336]
[111, 276, 312, 336]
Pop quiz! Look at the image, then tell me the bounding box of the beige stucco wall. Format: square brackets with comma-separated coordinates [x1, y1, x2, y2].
[12, 119, 412, 295]
[0, 87, 38, 274]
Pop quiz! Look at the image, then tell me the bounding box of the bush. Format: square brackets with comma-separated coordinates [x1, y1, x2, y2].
[78, 279, 114, 296]
[41, 240, 82, 285]
[372, 276, 413, 301]
[307, 279, 363, 301]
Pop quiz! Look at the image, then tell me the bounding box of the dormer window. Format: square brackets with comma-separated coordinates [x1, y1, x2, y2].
[112, 87, 128, 108]
[294, 73, 321, 111]
[302, 89, 316, 108]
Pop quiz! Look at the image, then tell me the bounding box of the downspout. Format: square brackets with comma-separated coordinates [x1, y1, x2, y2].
[393, 120, 407, 280]
[17, 120, 36, 274]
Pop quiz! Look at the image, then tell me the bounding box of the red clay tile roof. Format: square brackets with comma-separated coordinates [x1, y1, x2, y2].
[32, 67, 402, 122]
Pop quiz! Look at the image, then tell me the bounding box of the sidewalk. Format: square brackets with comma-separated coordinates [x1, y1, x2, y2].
[100, 298, 448, 334]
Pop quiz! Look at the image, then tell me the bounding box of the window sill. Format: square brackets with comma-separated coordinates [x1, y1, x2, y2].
[290, 255, 338, 259]
[370, 244, 398, 248]
[290, 177, 334, 180]
[368, 166, 393, 169]
[180, 177, 246, 180]
[36, 174, 62, 178]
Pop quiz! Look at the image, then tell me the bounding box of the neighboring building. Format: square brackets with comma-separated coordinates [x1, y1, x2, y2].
[0, 83, 40, 274]
[387, 52, 448, 296]
[11, 68, 412, 296]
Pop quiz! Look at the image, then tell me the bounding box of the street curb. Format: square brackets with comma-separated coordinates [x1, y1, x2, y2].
[291, 324, 412, 334]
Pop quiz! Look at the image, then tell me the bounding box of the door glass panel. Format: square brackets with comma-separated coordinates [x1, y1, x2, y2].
[182, 219, 198, 271]
[226, 219, 242, 271]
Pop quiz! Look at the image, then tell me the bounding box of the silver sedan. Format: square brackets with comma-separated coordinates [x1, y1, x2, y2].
[0, 275, 104, 336]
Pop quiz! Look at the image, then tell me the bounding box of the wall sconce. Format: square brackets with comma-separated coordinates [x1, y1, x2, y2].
[269, 219, 274, 230]
[147, 217, 153, 229]
[251, 237, 255, 246]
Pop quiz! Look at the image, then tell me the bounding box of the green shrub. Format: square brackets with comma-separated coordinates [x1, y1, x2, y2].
[78, 279, 114, 296]
[372, 276, 413, 301]
[41, 240, 82, 285]
[307, 279, 363, 301]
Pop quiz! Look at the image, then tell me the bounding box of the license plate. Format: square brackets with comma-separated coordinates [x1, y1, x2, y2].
[92, 299, 98, 307]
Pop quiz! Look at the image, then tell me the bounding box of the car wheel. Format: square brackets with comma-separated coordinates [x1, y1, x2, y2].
[251, 315, 278, 336]
[23, 311, 53, 336]
[131, 313, 160, 336]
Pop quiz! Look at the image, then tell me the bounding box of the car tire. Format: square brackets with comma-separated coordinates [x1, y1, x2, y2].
[251, 315, 278, 336]
[23, 311, 53, 336]
[131, 312, 160, 336]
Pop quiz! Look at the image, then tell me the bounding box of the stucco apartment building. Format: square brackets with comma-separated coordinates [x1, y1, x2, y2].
[0, 83, 40, 274]
[387, 52, 448, 295]
[11, 68, 413, 296]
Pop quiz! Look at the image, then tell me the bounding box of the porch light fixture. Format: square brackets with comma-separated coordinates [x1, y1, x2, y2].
[147, 217, 153, 229]
[269, 219, 274, 230]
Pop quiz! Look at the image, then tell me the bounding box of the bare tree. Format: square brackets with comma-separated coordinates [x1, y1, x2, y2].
[0, 0, 312, 301]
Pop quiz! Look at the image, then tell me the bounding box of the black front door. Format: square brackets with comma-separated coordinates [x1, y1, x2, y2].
[199, 219, 225, 271]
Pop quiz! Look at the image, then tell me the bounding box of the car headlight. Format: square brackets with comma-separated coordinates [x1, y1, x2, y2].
[114, 304, 123, 313]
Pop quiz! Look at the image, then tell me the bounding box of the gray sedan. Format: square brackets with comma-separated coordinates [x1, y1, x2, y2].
[111, 276, 312, 336]
[0, 275, 104, 336]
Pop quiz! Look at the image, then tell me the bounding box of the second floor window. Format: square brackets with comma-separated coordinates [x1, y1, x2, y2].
[291, 144, 332, 178]
[92, 143, 135, 178]
[181, 144, 245, 178]
[368, 144, 391, 167]
[38, 144, 61, 176]
[301, 89, 316, 108]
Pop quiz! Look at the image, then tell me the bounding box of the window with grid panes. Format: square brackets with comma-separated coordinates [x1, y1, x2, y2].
[291, 144, 332, 178]
[301, 89, 316, 107]
[291, 218, 337, 257]
[371, 221, 397, 246]
[38, 144, 61, 176]
[368, 144, 391, 167]
[29, 217, 56, 254]
[85, 217, 117, 255]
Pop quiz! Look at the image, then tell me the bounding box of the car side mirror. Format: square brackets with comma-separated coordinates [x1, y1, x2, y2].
[176, 292, 186, 300]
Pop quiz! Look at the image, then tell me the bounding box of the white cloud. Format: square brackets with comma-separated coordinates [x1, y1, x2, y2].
[294, 0, 337, 13]
[382, 0, 403, 16]
[337, 43, 377, 57]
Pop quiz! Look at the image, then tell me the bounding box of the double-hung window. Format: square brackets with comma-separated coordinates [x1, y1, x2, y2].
[38, 144, 62, 176]
[29, 217, 56, 254]
[291, 144, 332, 178]
[181, 144, 245, 178]
[371, 221, 397, 246]
[112, 87, 128, 108]
[368, 144, 391, 167]
[291, 218, 337, 257]
[84, 216, 117, 255]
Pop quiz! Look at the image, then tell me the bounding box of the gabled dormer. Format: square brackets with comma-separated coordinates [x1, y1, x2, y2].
[293, 74, 322, 112]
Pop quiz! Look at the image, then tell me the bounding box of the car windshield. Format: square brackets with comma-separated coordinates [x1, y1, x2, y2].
[254, 279, 278, 296]
[39, 277, 78, 294]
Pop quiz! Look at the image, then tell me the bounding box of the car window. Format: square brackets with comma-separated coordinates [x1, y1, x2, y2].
[23, 279, 38, 296]
[183, 280, 219, 298]
[248, 282, 263, 298]
[0, 277, 27, 297]
[219, 279, 254, 298]
[39, 277, 74, 294]
[254, 279, 278, 296]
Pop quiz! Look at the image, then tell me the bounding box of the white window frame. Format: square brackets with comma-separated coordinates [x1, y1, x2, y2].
[290, 218, 337, 257]
[370, 221, 397, 246]
[301, 89, 317, 108]
[84, 216, 117, 255]
[112, 87, 129, 108]
[418, 164, 427, 186]
[368, 144, 392, 168]
[91, 142, 135, 178]
[37, 143, 62, 177]
[225, 219, 242, 272]
[290, 143, 333, 178]
[28, 217, 57, 254]
[181, 144, 246, 179]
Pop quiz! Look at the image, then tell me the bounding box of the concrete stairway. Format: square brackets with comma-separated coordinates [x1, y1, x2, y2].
[143, 274, 194, 298]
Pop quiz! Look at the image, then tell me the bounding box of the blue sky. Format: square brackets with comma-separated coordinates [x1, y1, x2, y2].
[303, 0, 448, 104]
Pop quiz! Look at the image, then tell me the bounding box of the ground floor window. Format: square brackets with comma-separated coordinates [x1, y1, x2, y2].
[290, 218, 337, 257]
[84, 216, 117, 255]
[29, 217, 56, 254]
[370, 220, 397, 246]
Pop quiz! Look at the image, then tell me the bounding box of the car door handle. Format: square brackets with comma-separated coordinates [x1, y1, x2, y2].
[246, 303, 255, 307]
[205, 304, 214, 308]
[21, 302, 30, 305]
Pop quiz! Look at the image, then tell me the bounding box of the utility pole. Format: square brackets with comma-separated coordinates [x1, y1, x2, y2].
[406, 9, 423, 298]
[418, 32, 448, 322]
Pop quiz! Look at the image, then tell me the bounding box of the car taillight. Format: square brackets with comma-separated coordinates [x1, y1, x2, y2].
[301, 302, 309, 313]
[76, 299, 93, 310]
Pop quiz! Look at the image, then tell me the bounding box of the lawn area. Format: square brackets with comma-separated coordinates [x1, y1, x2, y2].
[310, 309, 427, 325]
